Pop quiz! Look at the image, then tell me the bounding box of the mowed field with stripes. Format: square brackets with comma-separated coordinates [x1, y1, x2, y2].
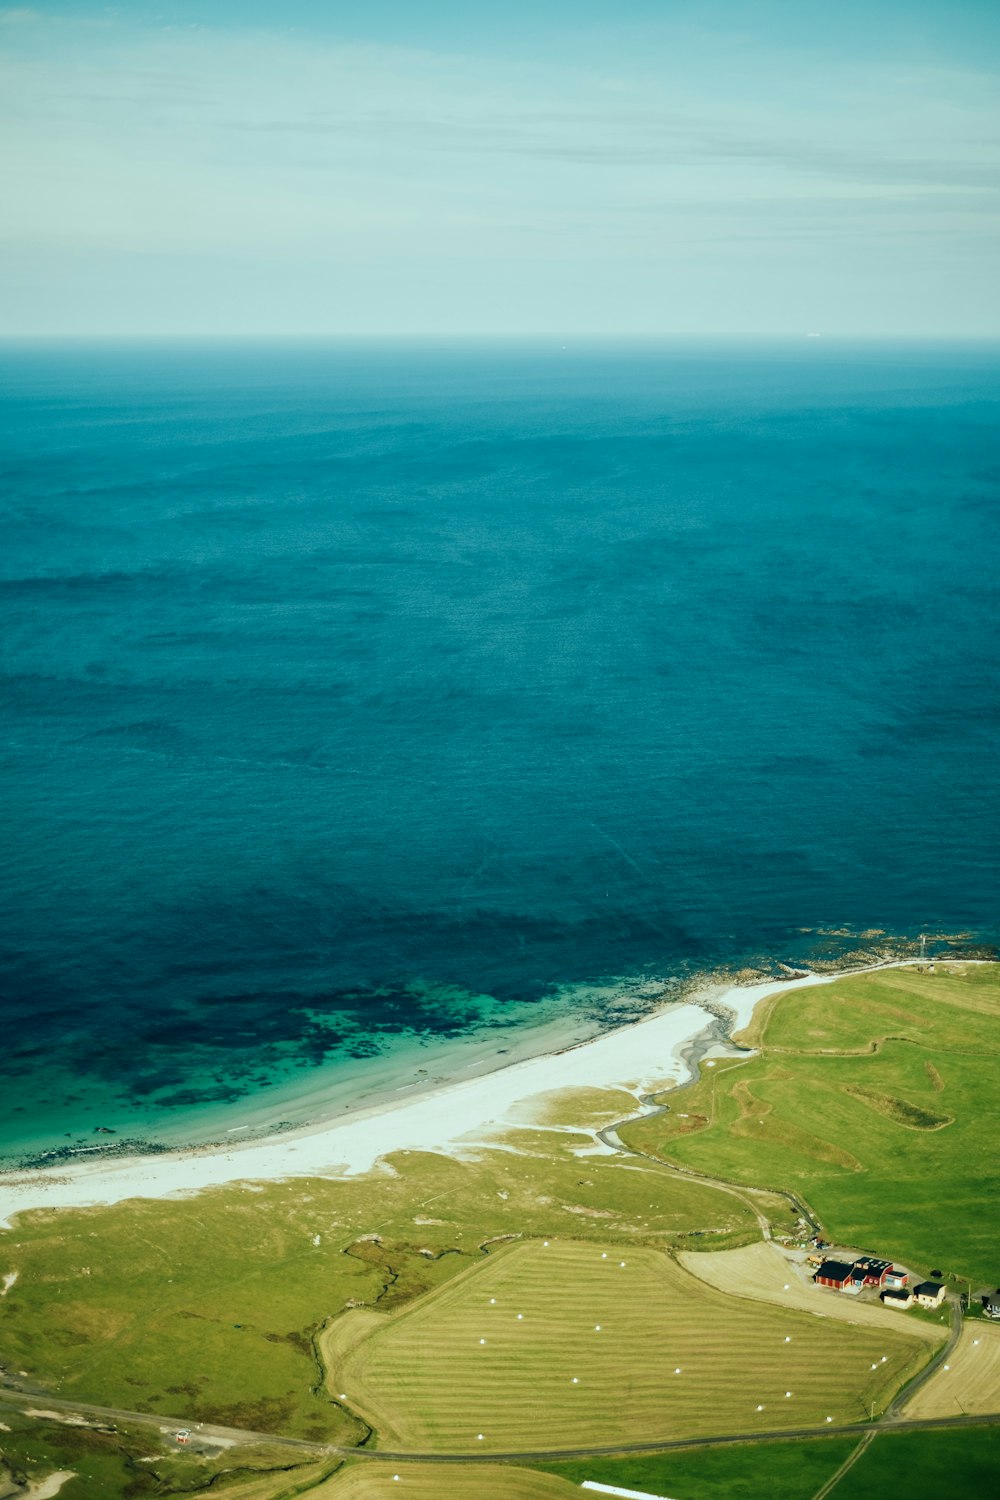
[324, 1240, 928, 1453]
[902, 1320, 1000, 1420]
[307, 1463, 578, 1499]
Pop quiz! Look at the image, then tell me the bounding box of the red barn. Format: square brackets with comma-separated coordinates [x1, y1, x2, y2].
[853, 1257, 894, 1287]
[813, 1259, 856, 1289]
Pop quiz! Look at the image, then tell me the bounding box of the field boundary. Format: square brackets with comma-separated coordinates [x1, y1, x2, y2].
[4, 1383, 1000, 1465]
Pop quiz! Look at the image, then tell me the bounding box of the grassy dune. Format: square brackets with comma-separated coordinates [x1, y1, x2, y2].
[332, 1239, 927, 1453]
[621, 965, 1000, 1281]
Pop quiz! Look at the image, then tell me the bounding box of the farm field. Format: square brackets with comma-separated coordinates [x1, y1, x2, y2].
[901, 1319, 1000, 1419]
[676, 1240, 945, 1344]
[0, 1120, 755, 1439]
[540, 1425, 1000, 1500]
[329, 1238, 928, 1452]
[311, 1462, 578, 1498]
[621, 964, 1000, 1282]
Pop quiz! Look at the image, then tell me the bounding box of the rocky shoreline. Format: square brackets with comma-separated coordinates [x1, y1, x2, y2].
[0, 1120, 300, 1177]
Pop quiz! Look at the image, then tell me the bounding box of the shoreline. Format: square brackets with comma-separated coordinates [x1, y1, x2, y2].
[0, 973, 686, 1170]
[0, 959, 984, 1227]
[2, 1001, 610, 1172]
[0, 960, 983, 1230]
[4, 943, 985, 1172]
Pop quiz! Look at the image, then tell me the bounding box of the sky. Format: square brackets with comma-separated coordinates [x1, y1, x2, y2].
[1, 1, 998, 337]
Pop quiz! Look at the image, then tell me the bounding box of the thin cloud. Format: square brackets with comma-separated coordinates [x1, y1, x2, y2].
[0, 12, 997, 334]
[235, 108, 998, 194]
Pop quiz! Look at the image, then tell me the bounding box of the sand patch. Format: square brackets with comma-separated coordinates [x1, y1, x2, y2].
[21, 1411, 87, 1428]
[25, 1474, 75, 1500]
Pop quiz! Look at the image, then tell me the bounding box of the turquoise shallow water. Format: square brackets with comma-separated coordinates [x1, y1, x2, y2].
[1, 340, 998, 1161]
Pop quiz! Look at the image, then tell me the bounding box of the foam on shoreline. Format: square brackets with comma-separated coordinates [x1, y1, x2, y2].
[0, 962, 964, 1226]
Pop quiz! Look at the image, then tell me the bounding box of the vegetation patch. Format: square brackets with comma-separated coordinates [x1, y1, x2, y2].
[0, 1407, 325, 1500]
[730, 1080, 864, 1169]
[842, 1086, 953, 1131]
[924, 1060, 945, 1091]
[621, 964, 1000, 1281]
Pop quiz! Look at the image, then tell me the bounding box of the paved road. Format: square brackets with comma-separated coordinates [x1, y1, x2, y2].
[2, 1381, 998, 1467]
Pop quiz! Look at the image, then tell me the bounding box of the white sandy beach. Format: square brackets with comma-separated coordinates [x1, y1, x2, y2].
[0, 964, 934, 1226]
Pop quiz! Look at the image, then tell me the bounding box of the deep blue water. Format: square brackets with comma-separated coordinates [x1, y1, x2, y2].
[1, 340, 998, 1158]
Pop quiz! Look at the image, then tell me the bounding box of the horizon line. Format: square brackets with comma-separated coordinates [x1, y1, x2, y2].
[2, 331, 1000, 344]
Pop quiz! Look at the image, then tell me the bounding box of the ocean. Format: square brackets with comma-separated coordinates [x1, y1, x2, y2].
[1, 339, 998, 1162]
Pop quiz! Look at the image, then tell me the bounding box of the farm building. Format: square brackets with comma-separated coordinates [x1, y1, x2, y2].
[984, 1294, 1000, 1320]
[881, 1289, 914, 1310]
[814, 1260, 860, 1292]
[852, 1258, 895, 1287]
[813, 1257, 900, 1294]
[913, 1282, 947, 1309]
[884, 1269, 909, 1290]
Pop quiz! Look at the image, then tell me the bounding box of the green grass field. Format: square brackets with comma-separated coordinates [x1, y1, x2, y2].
[621, 964, 1000, 1282]
[0, 1116, 756, 1440]
[542, 1435, 859, 1500]
[331, 1238, 927, 1453]
[540, 1425, 1000, 1500]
